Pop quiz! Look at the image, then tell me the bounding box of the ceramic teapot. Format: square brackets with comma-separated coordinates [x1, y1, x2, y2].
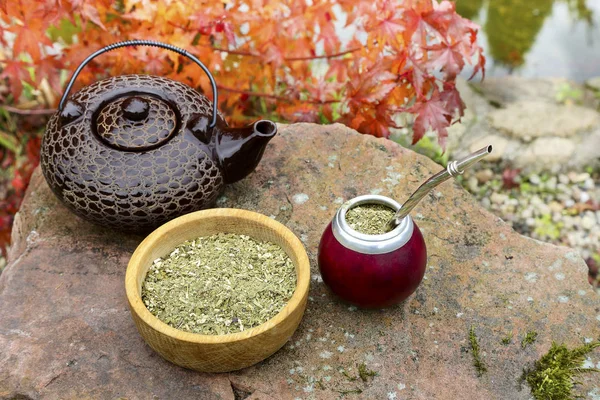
[41, 40, 277, 233]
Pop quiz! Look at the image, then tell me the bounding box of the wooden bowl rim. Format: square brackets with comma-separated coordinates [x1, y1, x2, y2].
[125, 208, 310, 345]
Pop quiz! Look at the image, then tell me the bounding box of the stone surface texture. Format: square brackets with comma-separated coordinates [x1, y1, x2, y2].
[2, 124, 600, 400]
[447, 76, 600, 172]
[487, 101, 599, 141]
[585, 77, 600, 92]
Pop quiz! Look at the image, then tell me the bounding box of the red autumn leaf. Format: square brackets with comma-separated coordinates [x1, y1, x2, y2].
[135, 46, 169, 75]
[278, 104, 319, 123]
[367, 0, 405, 49]
[81, 2, 106, 30]
[404, 54, 430, 97]
[358, 114, 391, 138]
[346, 63, 397, 109]
[502, 168, 521, 190]
[0, 60, 33, 101]
[469, 50, 486, 80]
[325, 59, 350, 83]
[215, 21, 235, 44]
[400, 7, 432, 46]
[318, 19, 339, 55]
[425, 42, 465, 79]
[33, 56, 64, 98]
[439, 83, 466, 120]
[11, 23, 52, 61]
[410, 92, 452, 146]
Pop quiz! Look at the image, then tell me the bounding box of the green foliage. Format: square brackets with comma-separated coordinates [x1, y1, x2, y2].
[555, 82, 584, 104]
[533, 215, 563, 241]
[520, 182, 533, 194]
[393, 134, 450, 167]
[47, 16, 81, 45]
[523, 341, 600, 400]
[485, 0, 553, 68]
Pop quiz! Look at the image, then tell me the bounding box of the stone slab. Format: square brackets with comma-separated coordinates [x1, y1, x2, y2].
[488, 101, 599, 141]
[470, 76, 569, 107]
[1, 123, 599, 400]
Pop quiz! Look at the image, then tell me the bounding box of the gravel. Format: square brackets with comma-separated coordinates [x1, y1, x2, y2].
[459, 166, 600, 292]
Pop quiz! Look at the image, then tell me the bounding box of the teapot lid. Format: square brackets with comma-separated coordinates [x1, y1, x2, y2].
[94, 94, 178, 151]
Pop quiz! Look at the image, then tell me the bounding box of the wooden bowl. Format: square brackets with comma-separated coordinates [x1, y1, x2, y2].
[125, 208, 310, 372]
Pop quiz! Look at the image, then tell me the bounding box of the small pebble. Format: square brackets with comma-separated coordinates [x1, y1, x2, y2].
[467, 176, 479, 192]
[475, 169, 494, 184]
[529, 174, 541, 185]
[558, 174, 570, 184]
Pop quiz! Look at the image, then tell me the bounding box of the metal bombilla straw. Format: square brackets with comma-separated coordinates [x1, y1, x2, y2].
[386, 145, 493, 230]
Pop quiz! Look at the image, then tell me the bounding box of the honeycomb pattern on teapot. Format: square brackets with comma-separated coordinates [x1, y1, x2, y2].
[95, 94, 177, 150]
[41, 74, 226, 232]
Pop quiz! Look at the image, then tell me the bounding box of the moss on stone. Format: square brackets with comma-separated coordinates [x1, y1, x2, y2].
[341, 369, 357, 382]
[358, 363, 377, 382]
[522, 331, 538, 349]
[523, 341, 600, 400]
[336, 388, 363, 396]
[469, 326, 487, 377]
[501, 333, 513, 345]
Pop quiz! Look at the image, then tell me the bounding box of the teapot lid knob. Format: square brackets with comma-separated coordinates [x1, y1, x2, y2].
[122, 96, 150, 121]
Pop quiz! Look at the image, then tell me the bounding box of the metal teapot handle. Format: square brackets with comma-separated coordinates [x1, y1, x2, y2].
[59, 39, 219, 128]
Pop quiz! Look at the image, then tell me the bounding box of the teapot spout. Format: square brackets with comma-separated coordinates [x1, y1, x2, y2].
[215, 120, 277, 183]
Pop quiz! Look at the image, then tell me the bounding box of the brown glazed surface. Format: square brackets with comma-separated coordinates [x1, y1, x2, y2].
[41, 74, 275, 233]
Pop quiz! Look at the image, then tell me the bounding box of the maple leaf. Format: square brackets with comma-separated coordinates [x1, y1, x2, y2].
[469, 49, 486, 80]
[364, 0, 406, 49]
[306, 78, 342, 104]
[317, 19, 340, 55]
[260, 42, 284, 69]
[325, 59, 350, 83]
[403, 54, 430, 97]
[346, 63, 397, 109]
[80, 2, 106, 30]
[0, 60, 33, 101]
[347, 111, 390, 138]
[135, 46, 169, 75]
[410, 92, 452, 146]
[0, 0, 486, 159]
[425, 42, 465, 79]
[33, 56, 64, 101]
[11, 23, 53, 61]
[122, 0, 157, 21]
[358, 114, 391, 138]
[282, 4, 309, 37]
[215, 21, 235, 44]
[439, 83, 465, 121]
[278, 104, 319, 123]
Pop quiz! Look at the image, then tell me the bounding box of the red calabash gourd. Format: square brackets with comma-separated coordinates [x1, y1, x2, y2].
[318, 146, 492, 308]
